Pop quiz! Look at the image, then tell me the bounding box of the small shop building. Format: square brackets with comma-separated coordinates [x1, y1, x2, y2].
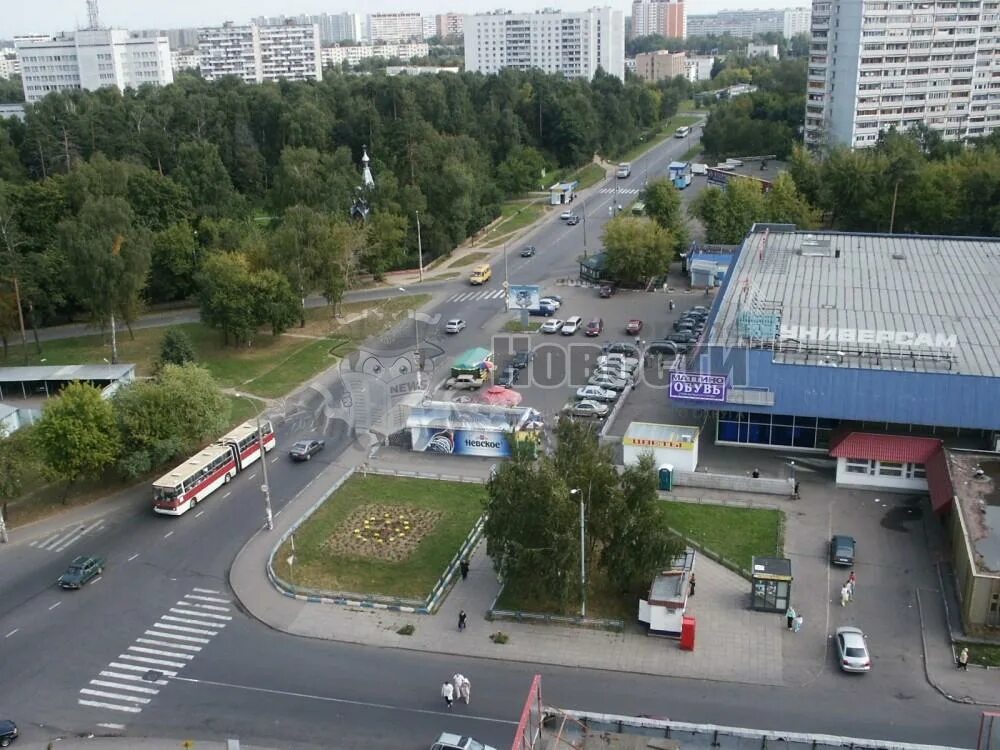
[623, 422, 699, 473]
[549, 181, 578, 206]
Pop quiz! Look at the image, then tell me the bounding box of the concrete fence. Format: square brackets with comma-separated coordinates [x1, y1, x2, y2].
[673, 470, 793, 496]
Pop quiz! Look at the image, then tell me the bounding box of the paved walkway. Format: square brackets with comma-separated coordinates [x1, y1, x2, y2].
[16, 740, 275, 750]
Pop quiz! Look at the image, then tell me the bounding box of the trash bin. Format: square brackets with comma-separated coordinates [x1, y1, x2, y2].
[680, 615, 696, 651]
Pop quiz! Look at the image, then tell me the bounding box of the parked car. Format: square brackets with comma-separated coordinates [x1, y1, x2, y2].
[598, 353, 639, 369]
[646, 340, 680, 356]
[576, 385, 618, 402]
[529, 303, 557, 317]
[830, 534, 856, 566]
[667, 332, 695, 344]
[290, 439, 325, 461]
[431, 732, 497, 750]
[674, 319, 695, 333]
[0, 719, 17, 747]
[58, 555, 105, 589]
[566, 215, 580, 226]
[589, 374, 627, 391]
[604, 342, 640, 357]
[520, 245, 536, 257]
[510, 351, 533, 369]
[539, 296, 562, 309]
[561, 316, 583, 335]
[599, 284, 616, 298]
[836, 626, 872, 673]
[564, 399, 610, 418]
[626, 319, 643, 335]
[445, 319, 466, 334]
[446, 374, 487, 390]
[541, 318, 564, 333]
[594, 366, 632, 382]
[584, 318, 604, 336]
[496, 367, 519, 387]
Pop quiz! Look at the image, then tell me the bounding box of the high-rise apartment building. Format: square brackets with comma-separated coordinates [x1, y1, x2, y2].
[436, 13, 465, 39]
[0, 49, 20, 79]
[368, 13, 424, 43]
[465, 8, 625, 81]
[198, 22, 321, 84]
[254, 13, 362, 44]
[783, 7, 812, 38]
[686, 8, 810, 39]
[321, 42, 429, 67]
[631, 0, 686, 40]
[15, 27, 172, 103]
[804, 0, 1000, 149]
[634, 50, 686, 81]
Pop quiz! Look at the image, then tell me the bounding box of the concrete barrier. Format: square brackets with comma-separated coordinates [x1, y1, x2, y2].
[672, 470, 793, 496]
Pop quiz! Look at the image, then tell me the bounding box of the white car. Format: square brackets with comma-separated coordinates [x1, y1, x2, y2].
[576, 385, 618, 402]
[559, 210, 575, 220]
[561, 316, 583, 335]
[432, 732, 497, 750]
[836, 626, 871, 673]
[564, 399, 610, 418]
[589, 374, 627, 391]
[598, 353, 639, 370]
[540, 318, 564, 333]
[539, 296, 561, 309]
[444, 319, 466, 334]
[594, 365, 633, 382]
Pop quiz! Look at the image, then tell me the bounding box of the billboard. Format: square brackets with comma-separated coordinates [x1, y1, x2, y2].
[669, 372, 728, 403]
[411, 427, 513, 458]
[507, 284, 541, 312]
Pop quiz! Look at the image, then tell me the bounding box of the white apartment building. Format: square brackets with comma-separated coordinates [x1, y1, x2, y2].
[255, 14, 362, 44]
[368, 13, 424, 43]
[0, 49, 20, 79]
[321, 43, 429, 68]
[804, 0, 1000, 149]
[465, 8, 625, 81]
[687, 8, 811, 39]
[171, 49, 199, 72]
[15, 28, 172, 103]
[631, 0, 686, 40]
[684, 55, 713, 82]
[783, 7, 812, 37]
[198, 23, 321, 84]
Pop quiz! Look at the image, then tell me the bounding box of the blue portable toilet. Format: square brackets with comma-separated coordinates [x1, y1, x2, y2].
[658, 464, 675, 491]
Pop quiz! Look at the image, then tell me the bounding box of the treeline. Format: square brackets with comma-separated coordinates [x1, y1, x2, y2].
[0, 69, 681, 335]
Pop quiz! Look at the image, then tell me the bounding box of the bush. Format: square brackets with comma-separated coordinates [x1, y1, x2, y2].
[397, 623, 415, 636]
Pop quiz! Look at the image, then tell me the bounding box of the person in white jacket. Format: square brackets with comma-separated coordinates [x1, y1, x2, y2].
[441, 681, 454, 708]
[453, 673, 471, 705]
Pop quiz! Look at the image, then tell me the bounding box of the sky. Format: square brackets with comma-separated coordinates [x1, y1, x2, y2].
[3, 0, 809, 38]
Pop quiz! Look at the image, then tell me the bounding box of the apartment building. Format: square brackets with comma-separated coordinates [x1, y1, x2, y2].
[684, 55, 714, 82]
[15, 28, 172, 103]
[465, 8, 625, 81]
[171, 49, 199, 72]
[687, 8, 811, 39]
[198, 22, 321, 84]
[368, 13, 424, 43]
[0, 49, 20, 79]
[783, 7, 813, 37]
[436, 13, 465, 39]
[634, 50, 686, 81]
[804, 0, 1000, 149]
[321, 43, 429, 68]
[254, 14, 362, 44]
[631, 0, 686, 39]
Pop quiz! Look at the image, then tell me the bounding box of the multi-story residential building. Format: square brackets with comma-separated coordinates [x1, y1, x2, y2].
[166, 28, 199, 49]
[15, 27, 172, 103]
[686, 8, 810, 39]
[170, 49, 199, 72]
[422, 17, 437, 40]
[631, 0, 686, 40]
[746, 43, 779, 58]
[465, 8, 625, 81]
[0, 48, 20, 79]
[435, 13, 465, 39]
[254, 14, 362, 44]
[804, 0, 1000, 149]
[368, 13, 424, 43]
[321, 42, 429, 68]
[684, 55, 713, 82]
[198, 22, 321, 84]
[634, 50, 686, 81]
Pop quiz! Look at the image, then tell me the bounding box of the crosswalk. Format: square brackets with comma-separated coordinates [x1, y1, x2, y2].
[598, 187, 642, 195]
[445, 289, 507, 303]
[77, 587, 232, 717]
[29, 518, 107, 553]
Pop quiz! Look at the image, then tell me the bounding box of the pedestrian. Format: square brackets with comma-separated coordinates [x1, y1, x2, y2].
[848, 570, 856, 587]
[453, 674, 471, 705]
[846, 575, 856, 601]
[793, 614, 803, 633]
[458, 609, 467, 631]
[460, 558, 470, 580]
[840, 584, 850, 607]
[689, 574, 696, 597]
[957, 647, 969, 670]
[752, 467, 760, 479]
[793, 481, 800, 499]
[441, 681, 454, 708]
[785, 605, 796, 631]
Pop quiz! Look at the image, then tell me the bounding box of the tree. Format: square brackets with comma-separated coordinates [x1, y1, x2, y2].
[0, 427, 44, 505]
[34, 382, 120, 498]
[196, 252, 259, 346]
[689, 178, 767, 244]
[172, 141, 245, 220]
[602, 216, 677, 285]
[269, 205, 330, 325]
[764, 173, 821, 229]
[642, 178, 689, 247]
[157, 327, 197, 369]
[250, 268, 300, 336]
[0, 180, 30, 357]
[148, 221, 199, 302]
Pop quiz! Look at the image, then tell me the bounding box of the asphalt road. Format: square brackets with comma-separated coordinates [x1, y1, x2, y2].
[0, 127, 984, 749]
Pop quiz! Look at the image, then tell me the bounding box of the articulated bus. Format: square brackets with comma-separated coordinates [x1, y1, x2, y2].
[152, 420, 275, 516]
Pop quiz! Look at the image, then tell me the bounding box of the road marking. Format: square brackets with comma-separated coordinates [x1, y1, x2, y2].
[128, 646, 194, 660]
[55, 519, 105, 552]
[183, 602, 230, 612]
[169, 608, 232, 621]
[222, 492, 231, 498]
[154, 622, 218, 636]
[163, 531, 174, 539]
[184, 594, 231, 604]
[136, 637, 202, 652]
[108, 661, 177, 677]
[171, 675, 519, 725]
[5, 629, 18, 638]
[49, 601, 62, 610]
[144, 629, 210, 644]
[89, 679, 160, 695]
[100, 671, 168, 686]
[97, 723, 126, 729]
[91, 575, 103, 585]
[161, 615, 225, 629]
[127, 554, 139, 562]
[118, 654, 187, 669]
[77, 700, 141, 714]
[194, 511, 205, 518]
[41, 526, 86, 551]
[32, 531, 63, 548]
[80, 688, 151, 704]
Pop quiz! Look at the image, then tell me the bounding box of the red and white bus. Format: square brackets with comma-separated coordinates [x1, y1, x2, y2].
[153, 420, 275, 516]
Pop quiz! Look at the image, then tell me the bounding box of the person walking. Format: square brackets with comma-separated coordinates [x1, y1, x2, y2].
[793, 481, 800, 499]
[458, 609, 467, 631]
[441, 681, 454, 709]
[689, 574, 696, 597]
[840, 584, 850, 607]
[752, 467, 760, 479]
[785, 605, 797, 631]
[453, 674, 471, 705]
[460, 559, 470, 580]
[793, 614, 803, 633]
[957, 647, 969, 671]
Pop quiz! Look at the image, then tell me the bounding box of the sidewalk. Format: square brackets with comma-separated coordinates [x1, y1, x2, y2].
[16, 739, 276, 750]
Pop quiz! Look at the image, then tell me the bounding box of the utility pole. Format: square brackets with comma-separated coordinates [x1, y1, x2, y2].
[415, 210, 424, 282]
[570, 486, 590, 618]
[582, 198, 588, 256]
[503, 242, 510, 312]
[256, 413, 274, 531]
[0, 505, 8, 544]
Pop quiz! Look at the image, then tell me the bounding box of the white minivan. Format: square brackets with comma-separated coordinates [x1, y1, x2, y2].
[674, 125, 692, 138]
[561, 316, 583, 335]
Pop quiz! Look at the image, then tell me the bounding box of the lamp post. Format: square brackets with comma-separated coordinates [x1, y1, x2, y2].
[570, 486, 589, 618]
[236, 392, 274, 531]
[503, 242, 510, 312]
[582, 198, 588, 256]
[415, 210, 424, 282]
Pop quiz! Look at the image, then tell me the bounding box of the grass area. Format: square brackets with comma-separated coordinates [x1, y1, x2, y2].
[661, 502, 782, 571]
[678, 99, 698, 113]
[502, 319, 542, 333]
[957, 642, 1000, 667]
[447, 251, 491, 268]
[682, 144, 704, 161]
[565, 163, 607, 190]
[482, 201, 547, 246]
[272, 475, 484, 599]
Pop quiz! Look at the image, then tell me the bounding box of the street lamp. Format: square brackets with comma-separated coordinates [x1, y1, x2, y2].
[503, 242, 510, 312]
[570, 486, 588, 618]
[414, 210, 424, 282]
[235, 392, 274, 531]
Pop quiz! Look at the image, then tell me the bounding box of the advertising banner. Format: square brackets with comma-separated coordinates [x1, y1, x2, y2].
[507, 284, 541, 312]
[669, 372, 728, 403]
[411, 427, 513, 458]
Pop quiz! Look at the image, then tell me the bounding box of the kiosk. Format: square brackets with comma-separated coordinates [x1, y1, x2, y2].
[750, 556, 793, 613]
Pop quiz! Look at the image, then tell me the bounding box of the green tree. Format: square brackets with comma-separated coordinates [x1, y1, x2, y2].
[172, 141, 245, 220]
[642, 178, 689, 247]
[602, 216, 677, 284]
[148, 221, 199, 302]
[251, 268, 300, 336]
[0, 180, 30, 357]
[764, 173, 821, 228]
[0, 427, 44, 505]
[157, 327, 197, 369]
[362, 212, 409, 279]
[690, 177, 767, 244]
[197, 252, 259, 346]
[34, 382, 121, 498]
[268, 205, 330, 325]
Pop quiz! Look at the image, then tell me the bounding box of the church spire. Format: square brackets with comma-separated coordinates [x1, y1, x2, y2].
[350, 145, 374, 223]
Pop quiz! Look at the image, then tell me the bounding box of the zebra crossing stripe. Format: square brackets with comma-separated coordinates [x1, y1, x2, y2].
[135, 637, 202, 652]
[108, 662, 177, 677]
[89, 679, 160, 695]
[100, 670, 168, 686]
[128, 646, 194, 660]
[191, 587, 222, 594]
[79, 689, 151, 705]
[154, 622, 218, 637]
[144, 629, 210, 644]
[77, 700, 141, 714]
[169, 608, 232, 621]
[118, 654, 187, 669]
[161, 615, 226, 629]
[183, 594, 230, 604]
[179, 602, 230, 612]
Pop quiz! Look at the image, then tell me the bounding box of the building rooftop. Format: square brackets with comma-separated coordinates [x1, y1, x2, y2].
[947, 451, 1000, 575]
[712, 226, 1000, 377]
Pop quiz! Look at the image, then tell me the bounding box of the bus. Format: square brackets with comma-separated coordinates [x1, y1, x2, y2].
[674, 125, 691, 138]
[153, 420, 275, 516]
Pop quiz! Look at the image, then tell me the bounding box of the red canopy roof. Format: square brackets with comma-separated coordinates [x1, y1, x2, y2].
[829, 432, 943, 464]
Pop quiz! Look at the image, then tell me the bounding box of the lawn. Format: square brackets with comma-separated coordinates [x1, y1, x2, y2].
[660, 502, 783, 571]
[502, 319, 542, 333]
[272, 475, 485, 600]
[957, 642, 1000, 667]
[682, 144, 704, 161]
[495, 565, 636, 622]
[482, 202, 547, 246]
[565, 163, 606, 190]
[448, 251, 491, 268]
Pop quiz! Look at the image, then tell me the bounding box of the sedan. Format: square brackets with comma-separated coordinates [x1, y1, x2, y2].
[496, 367, 519, 387]
[445, 319, 466, 334]
[0, 719, 17, 747]
[589, 374, 627, 391]
[58, 555, 105, 589]
[559, 210, 575, 220]
[598, 354, 639, 369]
[604, 342, 640, 358]
[626, 319, 643, 335]
[540, 319, 564, 333]
[564, 399, 610, 418]
[520, 245, 536, 257]
[599, 284, 616, 298]
[539, 296, 562, 309]
[830, 534, 856, 566]
[594, 366, 632, 382]
[576, 385, 618, 402]
[836, 626, 872, 673]
[289, 439, 325, 461]
[566, 215, 580, 226]
[510, 351, 533, 369]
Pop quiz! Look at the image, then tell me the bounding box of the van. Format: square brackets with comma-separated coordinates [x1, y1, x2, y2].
[674, 125, 691, 138]
[561, 316, 583, 335]
[584, 318, 604, 337]
[615, 162, 631, 178]
[469, 264, 492, 285]
[691, 163, 708, 176]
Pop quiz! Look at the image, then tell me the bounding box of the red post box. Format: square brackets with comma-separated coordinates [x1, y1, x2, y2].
[680, 615, 696, 651]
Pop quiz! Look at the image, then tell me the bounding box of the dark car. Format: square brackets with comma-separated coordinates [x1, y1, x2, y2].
[528, 303, 557, 317]
[599, 284, 616, 298]
[520, 245, 536, 257]
[289, 439, 325, 461]
[566, 215, 580, 226]
[830, 534, 856, 566]
[625, 319, 643, 335]
[58, 555, 105, 590]
[510, 351, 533, 369]
[584, 318, 604, 336]
[604, 342, 640, 357]
[0, 719, 17, 747]
[646, 340, 679, 356]
[497, 367, 519, 387]
[674, 320, 695, 333]
[667, 332, 695, 344]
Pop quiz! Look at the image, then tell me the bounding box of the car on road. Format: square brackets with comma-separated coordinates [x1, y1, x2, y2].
[289, 439, 325, 461]
[584, 318, 604, 336]
[564, 399, 610, 418]
[540, 318, 564, 333]
[446, 373, 487, 390]
[561, 316, 583, 335]
[626, 319, 643, 335]
[566, 215, 580, 226]
[830, 534, 856, 566]
[539, 296, 562, 309]
[835, 626, 871, 673]
[509, 351, 533, 369]
[444, 318, 466, 334]
[497, 367, 519, 387]
[431, 732, 496, 750]
[0, 719, 17, 747]
[520, 245, 536, 257]
[559, 209, 575, 220]
[576, 385, 618, 402]
[589, 373, 628, 391]
[528, 302, 557, 317]
[599, 284, 616, 298]
[58, 555, 105, 590]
